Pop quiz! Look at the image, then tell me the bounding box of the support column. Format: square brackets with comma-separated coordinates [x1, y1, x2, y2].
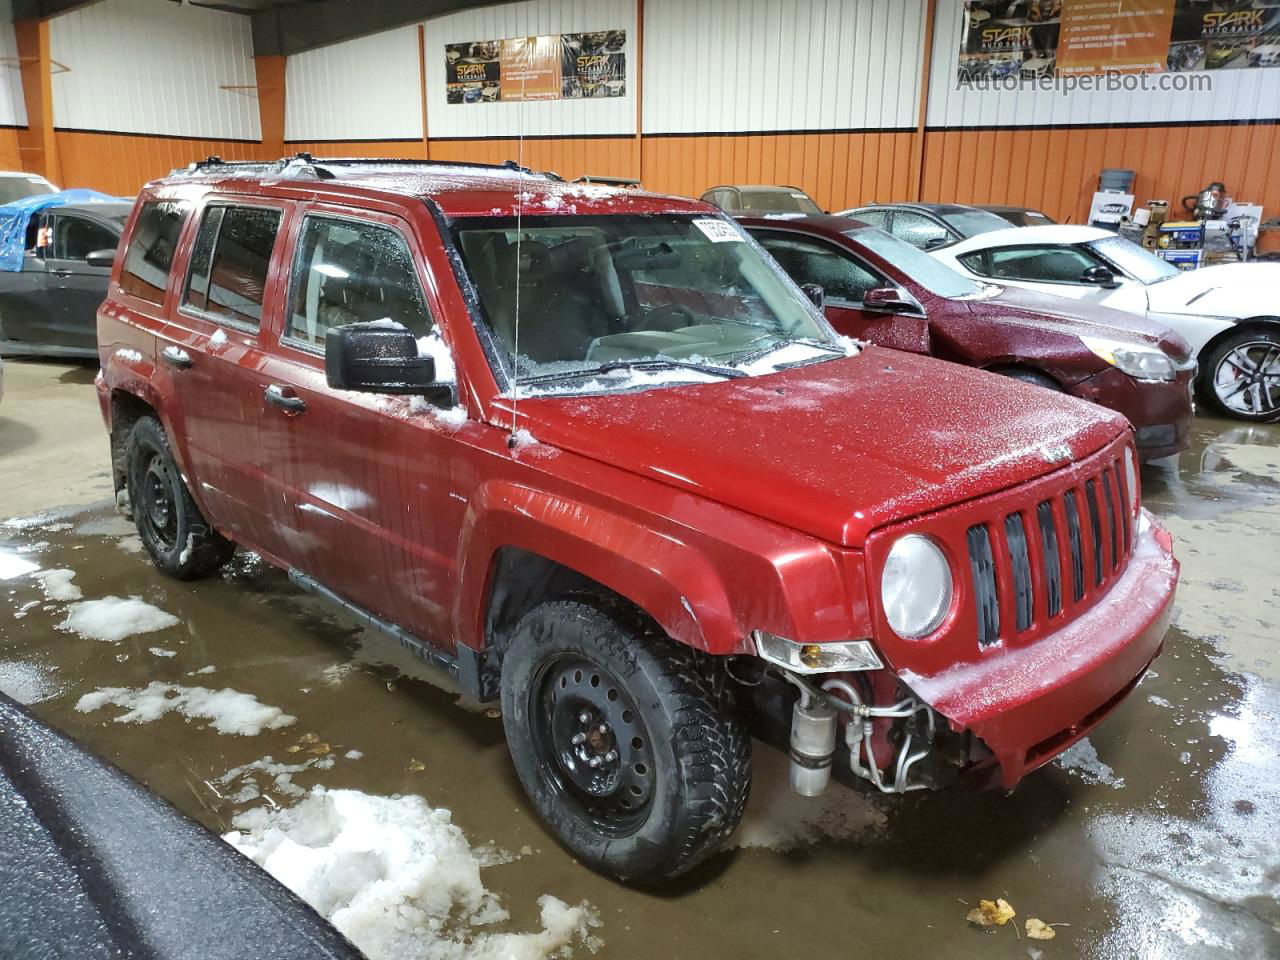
[254, 54, 287, 159]
[14, 18, 61, 184]
[909, 0, 939, 202]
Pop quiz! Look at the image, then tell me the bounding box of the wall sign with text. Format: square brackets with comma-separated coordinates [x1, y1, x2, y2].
[958, 1, 1279, 81]
[445, 31, 627, 105]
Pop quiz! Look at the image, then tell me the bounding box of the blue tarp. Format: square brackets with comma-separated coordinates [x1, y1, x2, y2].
[0, 189, 123, 272]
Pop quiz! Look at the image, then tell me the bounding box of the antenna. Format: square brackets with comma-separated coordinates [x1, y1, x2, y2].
[507, 53, 528, 450]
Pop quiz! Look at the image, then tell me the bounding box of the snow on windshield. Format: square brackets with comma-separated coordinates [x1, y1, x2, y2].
[1090, 234, 1180, 285]
[454, 213, 850, 394]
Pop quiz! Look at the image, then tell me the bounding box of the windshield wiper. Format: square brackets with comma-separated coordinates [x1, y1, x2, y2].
[519, 357, 747, 387]
[730, 335, 846, 367]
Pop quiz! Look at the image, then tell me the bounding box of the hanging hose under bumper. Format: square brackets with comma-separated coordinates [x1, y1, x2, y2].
[781, 672, 938, 796]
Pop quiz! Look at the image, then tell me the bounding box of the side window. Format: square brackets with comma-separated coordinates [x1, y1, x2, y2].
[850, 209, 889, 229]
[184, 205, 282, 328]
[988, 245, 1098, 284]
[286, 215, 432, 351]
[53, 216, 117, 262]
[891, 212, 951, 250]
[121, 200, 190, 305]
[753, 231, 884, 305]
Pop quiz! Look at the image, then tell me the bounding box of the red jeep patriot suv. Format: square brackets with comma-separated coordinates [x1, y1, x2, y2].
[96, 156, 1179, 883]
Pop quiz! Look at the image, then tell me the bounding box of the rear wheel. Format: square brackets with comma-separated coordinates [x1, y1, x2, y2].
[500, 597, 751, 883]
[126, 416, 235, 579]
[1201, 329, 1280, 421]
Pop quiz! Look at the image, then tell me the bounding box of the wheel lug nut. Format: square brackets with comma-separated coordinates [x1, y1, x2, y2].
[578, 711, 590, 724]
[604, 750, 618, 763]
[597, 724, 609, 734]
[571, 732, 586, 745]
[588, 756, 603, 768]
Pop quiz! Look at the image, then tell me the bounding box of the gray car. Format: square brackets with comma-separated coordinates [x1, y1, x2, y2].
[0, 201, 132, 359]
[837, 201, 1011, 251]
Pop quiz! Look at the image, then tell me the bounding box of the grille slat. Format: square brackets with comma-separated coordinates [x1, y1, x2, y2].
[1064, 490, 1085, 602]
[1085, 480, 1105, 587]
[1004, 513, 1034, 632]
[1036, 501, 1062, 618]
[967, 524, 1001, 648]
[1102, 469, 1120, 572]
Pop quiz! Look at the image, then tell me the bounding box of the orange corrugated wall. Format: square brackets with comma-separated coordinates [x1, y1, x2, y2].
[55, 132, 273, 196]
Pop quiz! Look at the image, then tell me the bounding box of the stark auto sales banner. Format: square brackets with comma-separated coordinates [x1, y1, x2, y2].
[958, 1, 1280, 80]
[446, 31, 626, 105]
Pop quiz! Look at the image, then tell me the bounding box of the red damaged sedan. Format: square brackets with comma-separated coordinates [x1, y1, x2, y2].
[740, 215, 1196, 460]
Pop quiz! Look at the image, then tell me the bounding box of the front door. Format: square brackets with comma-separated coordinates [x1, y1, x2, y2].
[752, 228, 931, 353]
[256, 205, 464, 652]
[40, 211, 119, 350]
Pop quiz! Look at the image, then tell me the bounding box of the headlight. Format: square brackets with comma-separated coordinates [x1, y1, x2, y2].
[881, 535, 952, 639]
[1081, 335, 1175, 382]
[1124, 446, 1140, 516]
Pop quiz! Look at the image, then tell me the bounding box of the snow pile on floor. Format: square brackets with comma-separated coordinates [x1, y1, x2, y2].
[1055, 738, 1126, 789]
[57, 596, 179, 642]
[34, 568, 82, 601]
[75, 681, 296, 735]
[224, 787, 600, 960]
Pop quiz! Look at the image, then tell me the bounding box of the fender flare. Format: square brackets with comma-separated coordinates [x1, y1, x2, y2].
[453, 479, 741, 656]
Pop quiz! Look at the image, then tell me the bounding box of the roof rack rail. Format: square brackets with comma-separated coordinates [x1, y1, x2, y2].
[173, 153, 561, 182]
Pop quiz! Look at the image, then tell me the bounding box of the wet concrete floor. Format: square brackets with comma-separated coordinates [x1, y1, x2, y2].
[1, 358, 1277, 959]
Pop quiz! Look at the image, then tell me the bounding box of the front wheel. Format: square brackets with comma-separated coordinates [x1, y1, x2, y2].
[1201, 330, 1280, 421]
[126, 416, 235, 579]
[500, 597, 751, 884]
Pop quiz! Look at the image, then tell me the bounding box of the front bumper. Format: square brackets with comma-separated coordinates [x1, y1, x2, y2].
[901, 510, 1177, 789]
[1071, 367, 1194, 461]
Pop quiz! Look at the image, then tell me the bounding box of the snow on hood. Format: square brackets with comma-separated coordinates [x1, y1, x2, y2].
[507, 347, 1126, 548]
[982, 285, 1192, 360]
[1146, 262, 1280, 321]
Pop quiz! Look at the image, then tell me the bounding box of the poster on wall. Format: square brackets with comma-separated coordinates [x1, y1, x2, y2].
[445, 30, 626, 105]
[957, 0, 1280, 81]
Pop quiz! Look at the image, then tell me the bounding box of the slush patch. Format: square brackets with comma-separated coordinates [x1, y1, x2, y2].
[76, 681, 295, 735]
[57, 596, 179, 643]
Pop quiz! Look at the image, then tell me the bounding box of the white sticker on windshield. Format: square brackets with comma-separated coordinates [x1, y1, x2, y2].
[693, 218, 743, 243]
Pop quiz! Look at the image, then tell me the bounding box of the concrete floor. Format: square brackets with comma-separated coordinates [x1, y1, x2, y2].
[2, 357, 1277, 958]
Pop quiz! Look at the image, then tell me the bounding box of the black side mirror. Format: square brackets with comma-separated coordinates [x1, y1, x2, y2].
[325, 322, 454, 405]
[801, 283, 825, 310]
[85, 248, 116, 268]
[1082, 265, 1120, 289]
[923, 236, 949, 251]
[863, 285, 918, 313]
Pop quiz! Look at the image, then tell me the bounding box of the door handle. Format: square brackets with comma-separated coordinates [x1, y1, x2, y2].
[50, 268, 72, 278]
[265, 384, 307, 414]
[161, 346, 192, 369]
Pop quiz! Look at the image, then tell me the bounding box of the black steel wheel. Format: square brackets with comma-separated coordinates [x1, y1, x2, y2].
[125, 416, 235, 580]
[1202, 330, 1280, 421]
[500, 596, 751, 883]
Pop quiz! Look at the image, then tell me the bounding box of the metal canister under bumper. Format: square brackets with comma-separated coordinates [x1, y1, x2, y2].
[901, 511, 1177, 789]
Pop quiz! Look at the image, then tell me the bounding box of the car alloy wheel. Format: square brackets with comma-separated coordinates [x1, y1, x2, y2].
[1212, 339, 1280, 419]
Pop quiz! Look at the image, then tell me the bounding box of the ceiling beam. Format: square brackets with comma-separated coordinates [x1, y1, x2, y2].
[251, 0, 501, 57]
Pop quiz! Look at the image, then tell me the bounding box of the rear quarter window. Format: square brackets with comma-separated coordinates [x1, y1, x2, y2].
[120, 200, 190, 305]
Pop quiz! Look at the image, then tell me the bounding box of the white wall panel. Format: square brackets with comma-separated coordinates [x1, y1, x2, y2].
[927, 0, 1280, 129]
[0, 0, 25, 128]
[285, 26, 422, 141]
[642, 0, 925, 134]
[425, 0, 636, 139]
[50, 0, 260, 140]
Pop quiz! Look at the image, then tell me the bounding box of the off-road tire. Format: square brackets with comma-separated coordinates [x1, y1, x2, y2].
[500, 596, 751, 884]
[1199, 328, 1280, 422]
[126, 416, 235, 580]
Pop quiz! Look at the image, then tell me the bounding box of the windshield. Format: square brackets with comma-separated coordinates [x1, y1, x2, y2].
[943, 208, 1013, 239]
[453, 213, 842, 389]
[737, 191, 822, 215]
[853, 227, 983, 299]
[0, 177, 56, 205]
[1089, 235, 1180, 285]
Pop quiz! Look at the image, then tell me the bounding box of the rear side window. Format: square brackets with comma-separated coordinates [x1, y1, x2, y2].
[891, 212, 951, 250]
[184, 205, 282, 328]
[988, 245, 1097, 284]
[121, 201, 189, 304]
[285, 215, 432, 350]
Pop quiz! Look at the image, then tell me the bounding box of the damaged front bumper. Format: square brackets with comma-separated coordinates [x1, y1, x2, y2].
[901, 510, 1177, 789]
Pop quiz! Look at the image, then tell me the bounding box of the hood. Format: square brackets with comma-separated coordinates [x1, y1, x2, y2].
[510, 348, 1127, 548]
[1145, 262, 1280, 321]
[979, 285, 1193, 361]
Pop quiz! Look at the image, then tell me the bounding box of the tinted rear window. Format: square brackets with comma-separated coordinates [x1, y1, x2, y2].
[184, 205, 282, 328]
[121, 201, 190, 305]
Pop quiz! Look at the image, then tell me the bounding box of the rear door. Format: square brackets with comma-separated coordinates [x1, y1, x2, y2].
[39, 211, 119, 350]
[156, 198, 293, 559]
[0, 214, 58, 349]
[751, 228, 930, 353]
[256, 204, 463, 651]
